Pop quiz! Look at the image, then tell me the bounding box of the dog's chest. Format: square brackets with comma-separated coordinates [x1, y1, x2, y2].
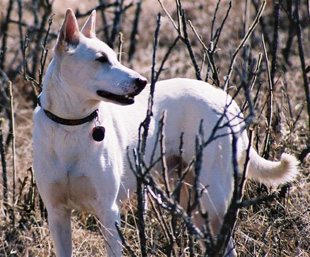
[39, 125, 121, 211]
[51, 146, 101, 211]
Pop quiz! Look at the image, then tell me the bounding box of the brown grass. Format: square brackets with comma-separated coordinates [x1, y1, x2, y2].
[1, 0, 310, 256]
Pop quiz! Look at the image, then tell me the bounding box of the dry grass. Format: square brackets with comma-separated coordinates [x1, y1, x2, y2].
[1, 0, 310, 256]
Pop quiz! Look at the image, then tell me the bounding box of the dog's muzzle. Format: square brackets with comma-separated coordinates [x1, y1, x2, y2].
[97, 77, 148, 105]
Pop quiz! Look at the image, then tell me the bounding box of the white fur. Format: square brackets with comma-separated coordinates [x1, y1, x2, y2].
[33, 9, 299, 257]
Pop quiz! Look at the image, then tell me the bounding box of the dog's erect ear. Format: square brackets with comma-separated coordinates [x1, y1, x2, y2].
[55, 9, 80, 53]
[81, 10, 96, 38]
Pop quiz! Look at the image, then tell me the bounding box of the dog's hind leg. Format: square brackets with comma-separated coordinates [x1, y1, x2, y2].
[189, 138, 237, 256]
[190, 186, 237, 257]
[47, 205, 72, 257]
[190, 184, 236, 257]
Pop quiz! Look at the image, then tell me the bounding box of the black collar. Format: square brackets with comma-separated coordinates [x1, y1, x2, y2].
[37, 97, 98, 126]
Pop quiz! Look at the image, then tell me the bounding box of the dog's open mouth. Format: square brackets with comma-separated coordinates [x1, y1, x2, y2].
[97, 90, 136, 105]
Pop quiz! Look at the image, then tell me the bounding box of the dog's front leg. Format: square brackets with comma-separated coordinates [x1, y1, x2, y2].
[47, 205, 72, 257]
[96, 201, 121, 257]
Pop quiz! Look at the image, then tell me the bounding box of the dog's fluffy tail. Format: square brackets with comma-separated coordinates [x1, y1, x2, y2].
[246, 148, 299, 186]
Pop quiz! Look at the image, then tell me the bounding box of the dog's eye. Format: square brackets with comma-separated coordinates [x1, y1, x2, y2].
[96, 56, 109, 64]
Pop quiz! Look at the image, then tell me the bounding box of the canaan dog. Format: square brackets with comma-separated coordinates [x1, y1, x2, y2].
[33, 9, 299, 257]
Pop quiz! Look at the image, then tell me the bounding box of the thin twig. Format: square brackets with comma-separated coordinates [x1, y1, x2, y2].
[261, 35, 273, 158]
[9, 81, 16, 227]
[0, 0, 14, 70]
[17, 0, 24, 59]
[240, 129, 253, 194]
[206, 1, 232, 85]
[188, 21, 219, 86]
[295, 0, 310, 133]
[140, 13, 161, 154]
[223, 0, 266, 91]
[118, 32, 123, 63]
[262, 35, 273, 158]
[270, 1, 280, 84]
[157, 0, 178, 31]
[109, 0, 124, 48]
[212, 1, 232, 54]
[158, 111, 171, 197]
[134, 14, 162, 257]
[147, 193, 171, 243]
[282, 0, 295, 64]
[0, 118, 8, 213]
[241, 53, 263, 113]
[154, 36, 179, 82]
[128, 0, 143, 62]
[96, 0, 111, 43]
[213, 129, 245, 256]
[238, 191, 278, 208]
[31, 1, 52, 79]
[145, 176, 204, 239]
[75, 2, 119, 18]
[5, 19, 57, 38]
[38, 14, 54, 89]
[115, 222, 136, 257]
[22, 36, 30, 82]
[0, 69, 10, 108]
[210, 0, 221, 42]
[179, 9, 201, 80]
[282, 74, 294, 125]
[251, 0, 271, 49]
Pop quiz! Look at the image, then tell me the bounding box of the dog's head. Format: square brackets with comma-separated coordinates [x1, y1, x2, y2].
[53, 9, 147, 105]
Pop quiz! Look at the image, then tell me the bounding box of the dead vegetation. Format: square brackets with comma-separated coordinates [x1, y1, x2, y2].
[1, 0, 310, 256]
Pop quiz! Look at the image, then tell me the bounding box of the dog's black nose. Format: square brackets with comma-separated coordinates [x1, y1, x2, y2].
[136, 77, 148, 89]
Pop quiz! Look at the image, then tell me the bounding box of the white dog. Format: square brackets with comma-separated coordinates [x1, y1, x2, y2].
[33, 9, 298, 257]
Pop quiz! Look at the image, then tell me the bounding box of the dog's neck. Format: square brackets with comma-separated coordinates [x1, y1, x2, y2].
[39, 90, 100, 121]
[40, 60, 101, 120]
[38, 96, 99, 126]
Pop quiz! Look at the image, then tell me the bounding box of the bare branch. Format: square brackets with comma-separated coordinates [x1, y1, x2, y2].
[128, 0, 143, 62]
[9, 81, 16, 227]
[295, 0, 310, 134]
[261, 35, 273, 158]
[0, 118, 8, 214]
[223, 0, 266, 91]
